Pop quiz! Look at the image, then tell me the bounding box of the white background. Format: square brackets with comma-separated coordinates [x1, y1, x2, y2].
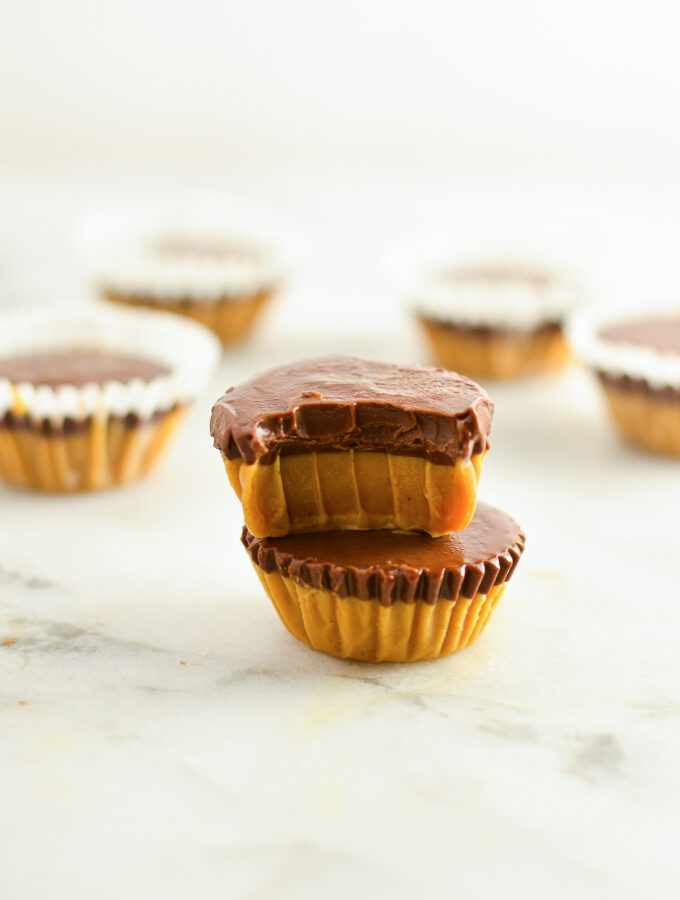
[1, 0, 680, 178]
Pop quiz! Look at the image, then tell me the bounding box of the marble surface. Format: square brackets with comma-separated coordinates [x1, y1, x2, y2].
[1, 171, 680, 899]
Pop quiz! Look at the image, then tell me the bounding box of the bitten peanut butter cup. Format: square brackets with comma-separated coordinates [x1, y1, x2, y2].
[576, 312, 680, 456]
[243, 501, 525, 662]
[210, 355, 494, 537]
[415, 263, 577, 379]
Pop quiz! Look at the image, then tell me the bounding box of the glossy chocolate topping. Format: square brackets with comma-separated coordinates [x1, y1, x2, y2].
[243, 502, 524, 606]
[211, 356, 493, 464]
[598, 316, 680, 355]
[0, 350, 170, 388]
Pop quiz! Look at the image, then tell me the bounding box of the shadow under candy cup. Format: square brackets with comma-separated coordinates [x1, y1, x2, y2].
[0, 304, 220, 492]
[211, 356, 494, 538]
[242, 502, 525, 662]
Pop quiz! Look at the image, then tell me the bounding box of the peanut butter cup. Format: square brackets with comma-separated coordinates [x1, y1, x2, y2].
[99, 233, 279, 348]
[416, 263, 578, 379]
[211, 355, 494, 537]
[243, 501, 525, 662]
[0, 305, 219, 492]
[576, 311, 680, 456]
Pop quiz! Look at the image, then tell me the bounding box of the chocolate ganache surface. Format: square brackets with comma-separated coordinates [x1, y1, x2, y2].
[211, 356, 493, 465]
[243, 501, 524, 605]
[438, 265, 556, 288]
[598, 316, 680, 355]
[0, 350, 170, 388]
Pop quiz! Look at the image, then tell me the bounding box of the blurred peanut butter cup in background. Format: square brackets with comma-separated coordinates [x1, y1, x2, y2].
[98, 232, 281, 348]
[414, 261, 580, 379]
[0, 304, 219, 492]
[573, 308, 680, 456]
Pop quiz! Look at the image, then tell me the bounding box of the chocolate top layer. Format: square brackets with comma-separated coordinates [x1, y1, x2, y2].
[149, 236, 260, 262]
[439, 264, 556, 288]
[211, 355, 493, 464]
[598, 316, 680, 355]
[0, 350, 170, 388]
[243, 501, 524, 605]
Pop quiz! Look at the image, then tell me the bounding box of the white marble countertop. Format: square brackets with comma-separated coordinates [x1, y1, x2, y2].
[1, 171, 679, 899]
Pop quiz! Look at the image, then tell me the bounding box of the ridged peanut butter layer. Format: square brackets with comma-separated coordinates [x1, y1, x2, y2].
[227, 450, 485, 537]
[210, 356, 493, 465]
[226, 450, 485, 537]
[243, 501, 525, 605]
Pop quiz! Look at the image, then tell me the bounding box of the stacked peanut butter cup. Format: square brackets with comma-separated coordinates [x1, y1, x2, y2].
[210, 356, 525, 662]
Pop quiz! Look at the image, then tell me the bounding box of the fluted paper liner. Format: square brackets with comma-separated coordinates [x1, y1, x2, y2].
[420, 317, 571, 379]
[254, 568, 507, 662]
[105, 289, 272, 348]
[0, 407, 188, 491]
[601, 383, 680, 457]
[226, 449, 486, 537]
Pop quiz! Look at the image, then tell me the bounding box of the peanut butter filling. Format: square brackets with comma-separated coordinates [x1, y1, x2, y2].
[226, 449, 485, 537]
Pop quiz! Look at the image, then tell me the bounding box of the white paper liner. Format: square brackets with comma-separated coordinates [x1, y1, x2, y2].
[570, 303, 680, 391]
[410, 258, 582, 330]
[95, 232, 282, 303]
[0, 303, 221, 424]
